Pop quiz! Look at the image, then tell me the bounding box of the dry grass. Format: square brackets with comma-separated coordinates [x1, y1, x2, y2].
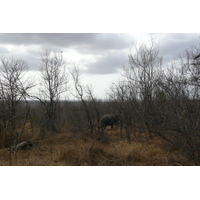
[0, 129, 190, 166]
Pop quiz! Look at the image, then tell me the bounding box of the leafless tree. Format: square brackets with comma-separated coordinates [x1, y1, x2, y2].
[34, 47, 68, 134]
[109, 81, 132, 141]
[0, 55, 34, 147]
[128, 38, 163, 134]
[85, 85, 101, 133]
[109, 38, 164, 140]
[157, 46, 200, 164]
[70, 66, 95, 137]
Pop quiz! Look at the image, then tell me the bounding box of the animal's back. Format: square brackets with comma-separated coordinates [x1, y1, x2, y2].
[100, 113, 121, 128]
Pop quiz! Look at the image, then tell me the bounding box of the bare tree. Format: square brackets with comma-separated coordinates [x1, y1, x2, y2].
[0, 55, 34, 147]
[109, 81, 132, 140]
[85, 85, 101, 134]
[109, 38, 163, 139]
[70, 66, 94, 137]
[35, 47, 68, 134]
[157, 46, 200, 164]
[127, 38, 163, 133]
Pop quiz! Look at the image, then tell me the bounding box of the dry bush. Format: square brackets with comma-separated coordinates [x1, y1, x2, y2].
[56, 133, 183, 166]
[0, 128, 191, 166]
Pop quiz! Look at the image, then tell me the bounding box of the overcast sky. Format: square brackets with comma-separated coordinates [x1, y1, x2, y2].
[0, 33, 199, 99]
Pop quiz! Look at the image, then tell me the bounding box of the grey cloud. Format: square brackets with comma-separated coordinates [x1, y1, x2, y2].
[84, 51, 128, 74]
[1, 33, 199, 73]
[0, 33, 132, 53]
[2, 47, 40, 71]
[75, 33, 132, 54]
[159, 33, 199, 65]
[0, 33, 132, 72]
[25, 53, 40, 71]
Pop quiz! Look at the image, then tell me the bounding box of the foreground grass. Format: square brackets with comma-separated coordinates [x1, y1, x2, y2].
[0, 130, 190, 166]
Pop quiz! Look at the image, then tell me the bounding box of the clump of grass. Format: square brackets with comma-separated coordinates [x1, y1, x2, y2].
[57, 138, 161, 166]
[58, 146, 81, 165]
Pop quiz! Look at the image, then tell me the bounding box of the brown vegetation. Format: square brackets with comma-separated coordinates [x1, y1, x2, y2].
[0, 129, 190, 166]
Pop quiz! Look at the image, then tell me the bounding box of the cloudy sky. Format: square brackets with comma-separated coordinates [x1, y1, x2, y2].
[0, 33, 199, 99]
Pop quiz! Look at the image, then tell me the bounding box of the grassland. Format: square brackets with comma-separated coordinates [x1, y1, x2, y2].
[0, 128, 191, 166]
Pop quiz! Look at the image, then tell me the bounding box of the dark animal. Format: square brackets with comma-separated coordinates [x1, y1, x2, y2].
[99, 113, 122, 131]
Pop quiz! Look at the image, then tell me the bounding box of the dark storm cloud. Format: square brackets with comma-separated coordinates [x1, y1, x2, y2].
[84, 51, 128, 74]
[0, 33, 132, 52]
